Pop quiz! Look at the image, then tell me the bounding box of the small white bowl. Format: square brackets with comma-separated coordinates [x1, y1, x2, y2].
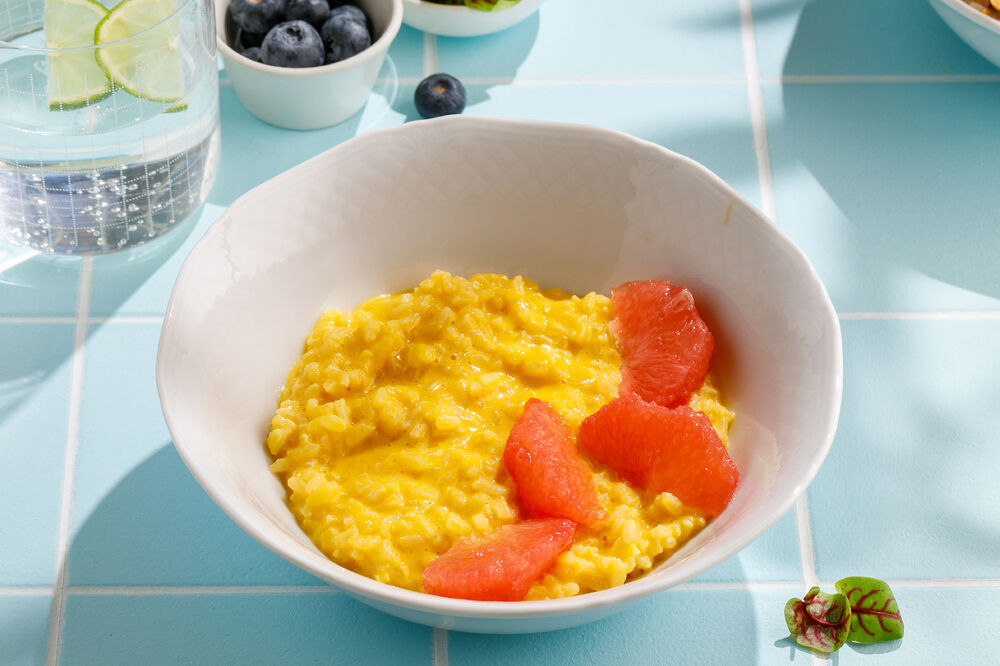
[217, 0, 402, 130]
[157, 117, 842, 633]
[402, 0, 544, 37]
[928, 0, 1000, 69]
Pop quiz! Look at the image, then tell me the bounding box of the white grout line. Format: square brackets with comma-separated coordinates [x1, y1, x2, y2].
[840, 311, 1000, 320]
[423, 32, 438, 77]
[45, 257, 92, 666]
[0, 586, 51, 597]
[738, 0, 776, 221]
[0, 317, 77, 324]
[433, 627, 449, 666]
[66, 585, 341, 596]
[376, 74, 1000, 87]
[886, 578, 1000, 589]
[87, 315, 164, 325]
[795, 494, 818, 588]
[11, 576, 992, 599]
[675, 581, 805, 592]
[764, 74, 1000, 84]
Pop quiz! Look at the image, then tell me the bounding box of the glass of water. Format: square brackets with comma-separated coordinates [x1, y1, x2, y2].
[0, 0, 219, 254]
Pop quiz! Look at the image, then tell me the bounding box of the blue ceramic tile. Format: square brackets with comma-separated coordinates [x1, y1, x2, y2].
[463, 82, 762, 209]
[210, 83, 408, 207]
[763, 81, 1000, 312]
[0, 250, 80, 318]
[810, 319, 1000, 580]
[0, 595, 52, 666]
[449, 589, 798, 664]
[751, 0, 999, 77]
[0, 323, 74, 585]
[88, 204, 223, 318]
[389, 25, 429, 80]
[824, 585, 997, 664]
[59, 593, 432, 665]
[693, 508, 802, 583]
[437, 0, 745, 79]
[70, 322, 322, 586]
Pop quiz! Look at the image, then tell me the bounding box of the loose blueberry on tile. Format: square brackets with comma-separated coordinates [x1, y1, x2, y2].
[261, 20, 326, 68]
[414, 73, 467, 119]
[285, 0, 331, 29]
[230, 0, 288, 35]
[241, 46, 263, 62]
[320, 12, 372, 64]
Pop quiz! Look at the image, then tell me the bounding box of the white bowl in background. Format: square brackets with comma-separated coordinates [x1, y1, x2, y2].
[928, 0, 1000, 69]
[157, 116, 842, 633]
[217, 0, 402, 130]
[402, 0, 544, 37]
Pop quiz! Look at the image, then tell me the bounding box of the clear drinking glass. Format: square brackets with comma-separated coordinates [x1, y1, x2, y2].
[0, 0, 219, 254]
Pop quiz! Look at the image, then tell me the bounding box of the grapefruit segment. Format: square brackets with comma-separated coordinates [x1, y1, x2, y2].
[578, 394, 739, 517]
[504, 399, 607, 525]
[422, 519, 576, 601]
[611, 280, 714, 408]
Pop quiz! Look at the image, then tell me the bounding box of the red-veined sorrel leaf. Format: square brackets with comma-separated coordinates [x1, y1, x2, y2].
[464, 0, 521, 10]
[835, 576, 904, 643]
[784, 587, 851, 653]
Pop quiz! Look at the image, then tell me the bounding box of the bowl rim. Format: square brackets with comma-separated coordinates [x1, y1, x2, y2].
[933, 0, 1000, 36]
[216, 0, 404, 76]
[158, 115, 843, 620]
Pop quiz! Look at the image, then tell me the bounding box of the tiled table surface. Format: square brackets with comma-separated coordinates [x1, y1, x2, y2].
[3, 0, 999, 663]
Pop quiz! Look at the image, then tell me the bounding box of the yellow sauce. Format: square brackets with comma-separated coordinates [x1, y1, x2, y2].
[266, 271, 733, 598]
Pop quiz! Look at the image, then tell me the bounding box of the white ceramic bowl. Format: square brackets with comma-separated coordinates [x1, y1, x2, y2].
[402, 0, 544, 37]
[217, 0, 402, 130]
[157, 117, 842, 633]
[928, 0, 1000, 69]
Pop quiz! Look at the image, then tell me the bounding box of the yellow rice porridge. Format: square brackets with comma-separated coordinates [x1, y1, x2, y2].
[266, 271, 734, 599]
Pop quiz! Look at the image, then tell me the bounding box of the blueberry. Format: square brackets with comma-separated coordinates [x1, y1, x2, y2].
[414, 73, 466, 119]
[238, 30, 266, 49]
[229, 0, 288, 35]
[241, 46, 262, 62]
[285, 0, 330, 29]
[261, 21, 326, 68]
[328, 4, 368, 30]
[320, 13, 372, 63]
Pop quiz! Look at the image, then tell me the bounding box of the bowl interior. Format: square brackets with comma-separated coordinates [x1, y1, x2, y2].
[158, 117, 841, 628]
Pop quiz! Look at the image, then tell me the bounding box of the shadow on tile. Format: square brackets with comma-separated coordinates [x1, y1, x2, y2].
[779, 0, 996, 75]
[447, 589, 766, 664]
[0, 595, 51, 666]
[776, 1, 1000, 308]
[397, 14, 540, 121]
[67, 443, 322, 586]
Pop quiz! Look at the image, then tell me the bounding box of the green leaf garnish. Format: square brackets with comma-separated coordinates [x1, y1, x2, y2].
[464, 0, 521, 10]
[784, 587, 851, 653]
[785, 577, 903, 654]
[835, 576, 904, 644]
[425, 0, 522, 11]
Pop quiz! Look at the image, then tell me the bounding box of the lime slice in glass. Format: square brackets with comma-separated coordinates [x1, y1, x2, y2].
[95, 0, 185, 103]
[44, 0, 112, 109]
